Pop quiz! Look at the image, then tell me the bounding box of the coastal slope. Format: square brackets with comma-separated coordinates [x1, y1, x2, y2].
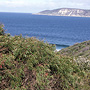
[59, 40, 90, 59]
[36, 8, 90, 17]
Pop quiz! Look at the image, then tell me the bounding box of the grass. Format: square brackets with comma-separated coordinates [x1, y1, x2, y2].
[0, 24, 90, 90]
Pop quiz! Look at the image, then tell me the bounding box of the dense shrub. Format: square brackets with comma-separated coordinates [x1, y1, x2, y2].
[0, 25, 89, 90]
[0, 24, 5, 35]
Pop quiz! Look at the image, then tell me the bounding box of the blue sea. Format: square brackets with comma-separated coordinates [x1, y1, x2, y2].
[0, 12, 90, 50]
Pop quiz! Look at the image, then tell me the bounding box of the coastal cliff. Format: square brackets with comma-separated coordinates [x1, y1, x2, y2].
[36, 8, 90, 17]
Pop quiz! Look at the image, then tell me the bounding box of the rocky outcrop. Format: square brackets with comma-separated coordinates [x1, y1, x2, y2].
[36, 8, 90, 17]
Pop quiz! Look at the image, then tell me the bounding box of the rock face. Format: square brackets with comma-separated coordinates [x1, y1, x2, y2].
[37, 8, 90, 17]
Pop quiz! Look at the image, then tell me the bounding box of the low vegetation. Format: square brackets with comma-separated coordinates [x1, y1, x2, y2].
[59, 41, 90, 59]
[0, 24, 90, 90]
[59, 41, 90, 72]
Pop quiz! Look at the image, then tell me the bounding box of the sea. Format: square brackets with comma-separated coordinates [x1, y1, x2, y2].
[0, 12, 90, 50]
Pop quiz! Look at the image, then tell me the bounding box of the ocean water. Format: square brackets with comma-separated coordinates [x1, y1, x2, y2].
[0, 12, 90, 50]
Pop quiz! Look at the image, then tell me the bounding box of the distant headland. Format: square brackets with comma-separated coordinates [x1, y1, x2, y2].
[35, 8, 90, 17]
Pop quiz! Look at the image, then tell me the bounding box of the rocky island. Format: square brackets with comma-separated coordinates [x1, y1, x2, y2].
[36, 8, 90, 17]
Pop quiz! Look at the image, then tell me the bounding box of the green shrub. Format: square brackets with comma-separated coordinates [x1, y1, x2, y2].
[0, 25, 89, 90]
[0, 24, 5, 35]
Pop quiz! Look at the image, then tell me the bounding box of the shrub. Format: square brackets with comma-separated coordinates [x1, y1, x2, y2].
[0, 25, 89, 90]
[0, 24, 5, 35]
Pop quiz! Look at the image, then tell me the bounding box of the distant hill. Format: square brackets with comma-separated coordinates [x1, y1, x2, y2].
[36, 8, 90, 17]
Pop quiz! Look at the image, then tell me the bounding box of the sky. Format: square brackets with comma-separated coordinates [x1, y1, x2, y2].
[0, 0, 90, 13]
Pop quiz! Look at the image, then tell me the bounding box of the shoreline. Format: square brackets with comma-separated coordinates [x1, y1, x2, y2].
[33, 13, 90, 18]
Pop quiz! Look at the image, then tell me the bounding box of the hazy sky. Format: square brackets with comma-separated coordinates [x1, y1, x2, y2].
[0, 0, 90, 13]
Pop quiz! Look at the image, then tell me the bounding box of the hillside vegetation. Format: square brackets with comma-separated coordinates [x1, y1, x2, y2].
[0, 24, 90, 90]
[59, 41, 90, 59]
